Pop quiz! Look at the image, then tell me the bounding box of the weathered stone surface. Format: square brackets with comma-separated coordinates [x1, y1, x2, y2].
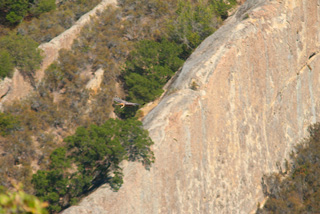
[0, 78, 12, 100]
[64, 0, 320, 213]
[86, 68, 104, 93]
[0, 69, 33, 109]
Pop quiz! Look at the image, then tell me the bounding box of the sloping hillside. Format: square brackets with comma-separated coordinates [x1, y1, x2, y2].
[0, 0, 240, 212]
[63, 0, 320, 213]
[0, 0, 117, 105]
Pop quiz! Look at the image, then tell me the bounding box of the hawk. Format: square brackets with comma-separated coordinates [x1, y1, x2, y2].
[113, 97, 140, 108]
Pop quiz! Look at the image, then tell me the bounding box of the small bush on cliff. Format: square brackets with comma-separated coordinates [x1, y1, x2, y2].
[0, 49, 14, 78]
[123, 39, 183, 105]
[212, 0, 237, 20]
[0, 113, 20, 136]
[0, 33, 42, 84]
[257, 123, 320, 213]
[32, 118, 155, 212]
[167, 0, 220, 58]
[30, 0, 56, 17]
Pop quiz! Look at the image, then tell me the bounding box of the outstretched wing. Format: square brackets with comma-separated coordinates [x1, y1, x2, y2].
[113, 97, 140, 106]
[113, 97, 125, 103]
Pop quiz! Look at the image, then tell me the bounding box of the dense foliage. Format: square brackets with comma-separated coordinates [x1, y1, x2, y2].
[212, 0, 237, 20]
[32, 118, 154, 212]
[0, 33, 42, 82]
[168, 0, 220, 58]
[0, 0, 55, 25]
[257, 123, 320, 213]
[0, 49, 14, 78]
[124, 39, 184, 104]
[0, 113, 20, 136]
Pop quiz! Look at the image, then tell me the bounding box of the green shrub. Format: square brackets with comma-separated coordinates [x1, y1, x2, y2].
[0, 113, 19, 136]
[167, 0, 221, 58]
[0, 49, 14, 78]
[32, 118, 154, 212]
[0, 33, 42, 82]
[1, 0, 29, 24]
[31, 0, 56, 17]
[0, 0, 56, 25]
[212, 0, 237, 20]
[124, 39, 183, 105]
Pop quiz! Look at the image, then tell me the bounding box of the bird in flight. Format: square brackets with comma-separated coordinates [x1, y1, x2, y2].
[113, 97, 140, 108]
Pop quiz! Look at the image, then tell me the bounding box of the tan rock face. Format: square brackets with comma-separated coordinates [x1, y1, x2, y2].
[0, 69, 33, 107]
[0, 78, 12, 101]
[64, 0, 320, 213]
[85, 68, 104, 93]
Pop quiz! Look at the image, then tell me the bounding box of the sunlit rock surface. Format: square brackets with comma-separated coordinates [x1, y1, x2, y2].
[64, 0, 320, 213]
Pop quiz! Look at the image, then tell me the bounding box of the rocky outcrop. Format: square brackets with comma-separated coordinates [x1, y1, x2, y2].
[0, 0, 117, 107]
[0, 69, 33, 105]
[37, 0, 117, 81]
[0, 78, 12, 101]
[64, 0, 320, 213]
[85, 68, 104, 93]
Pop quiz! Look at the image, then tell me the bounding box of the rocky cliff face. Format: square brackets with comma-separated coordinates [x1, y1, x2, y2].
[64, 0, 320, 213]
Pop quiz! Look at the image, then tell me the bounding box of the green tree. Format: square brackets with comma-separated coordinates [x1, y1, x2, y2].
[48, 147, 70, 170]
[0, 33, 42, 83]
[0, 113, 19, 136]
[32, 118, 154, 212]
[167, 0, 221, 58]
[0, 0, 56, 25]
[32, 170, 68, 212]
[0, 0, 29, 24]
[211, 0, 237, 20]
[32, 147, 70, 212]
[0, 49, 14, 78]
[124, 39, 183, 106]
[30, 0, 56, 17]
